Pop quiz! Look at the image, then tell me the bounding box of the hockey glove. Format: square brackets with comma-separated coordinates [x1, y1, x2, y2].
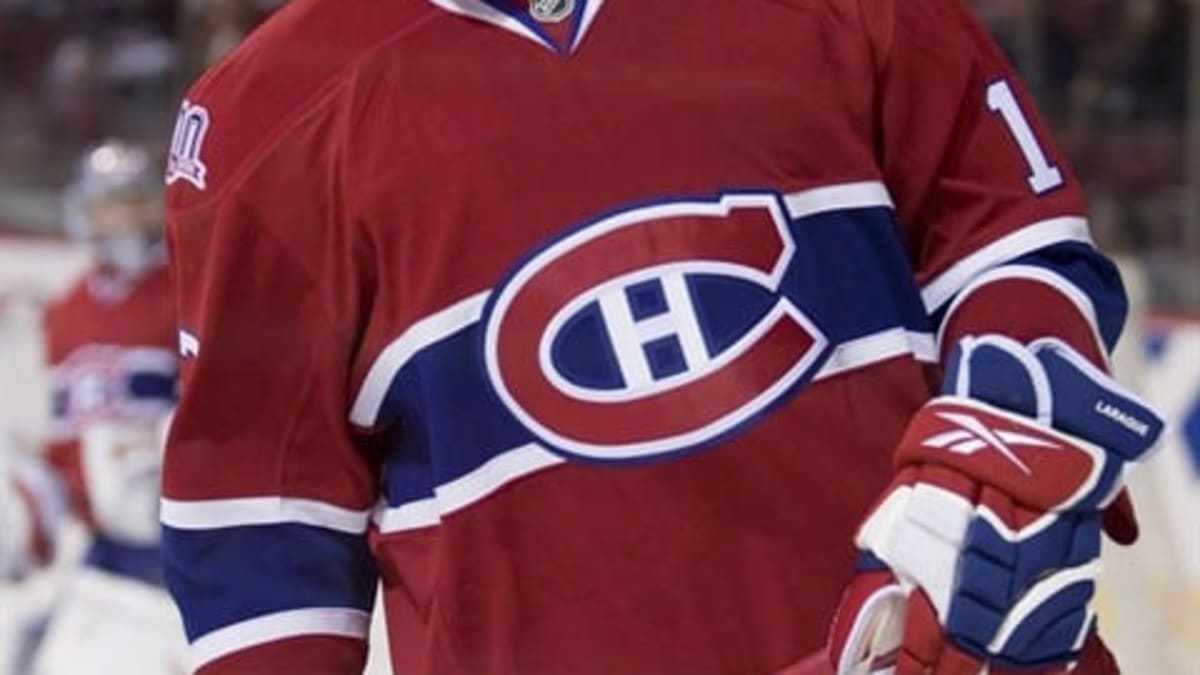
[829, 335, 1164, 674]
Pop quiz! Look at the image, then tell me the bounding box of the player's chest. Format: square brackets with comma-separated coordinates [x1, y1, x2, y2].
[46, 280, 178, 432]
[347, 2, 918, 452]
[48, 278, 175, 359]
[361, 0, 877, 226]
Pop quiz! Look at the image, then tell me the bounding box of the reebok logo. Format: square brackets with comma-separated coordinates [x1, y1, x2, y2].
[922, 411, 1061, 475]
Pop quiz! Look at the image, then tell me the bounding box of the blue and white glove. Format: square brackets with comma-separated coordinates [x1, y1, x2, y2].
[829, 335, 1164, 675]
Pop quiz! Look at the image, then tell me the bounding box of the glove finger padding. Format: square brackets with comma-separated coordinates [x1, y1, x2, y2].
[944, 485, 1101, 668]
[829, 566, 1084, 675]
[854, 468, 1098, 670]
[895, 587, 984, 675]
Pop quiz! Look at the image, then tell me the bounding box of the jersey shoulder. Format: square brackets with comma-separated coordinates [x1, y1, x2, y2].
[166, 0, 433, 211]
[43, 266, 176, 361]
[43, 273, 97, 363]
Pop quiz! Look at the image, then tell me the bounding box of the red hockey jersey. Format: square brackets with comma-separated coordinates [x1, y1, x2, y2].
[161, 1, 1125, 673]
[44, 267, 176, 500]
[43, 265, 176, 580]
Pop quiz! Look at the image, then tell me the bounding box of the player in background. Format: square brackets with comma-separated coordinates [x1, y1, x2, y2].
[161, 1, 1164, 674]
[0, 140, 187, 674]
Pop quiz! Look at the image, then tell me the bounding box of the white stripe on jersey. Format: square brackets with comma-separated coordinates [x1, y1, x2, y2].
[934, 263, 1109, 366]
[815, 328, 937, 381]
[371, 327, 936, 534]
[189, 607, 370, 671]
[160, 496, 371, 535]
[348, 180, 899, 430]
[350, 291, 490, 429]
[782, 180, 894, 220]
[921, 216, 1093, 312]
[373, 443, 564, 534]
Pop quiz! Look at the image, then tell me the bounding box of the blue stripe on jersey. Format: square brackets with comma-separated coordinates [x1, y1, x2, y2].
[51, 387, 69, 419]
[380, 326, 537, 506]
[128, 371, 177, 401]
[925, 242, 1127, 353]
[375, 204, 930, 507]
[781, 206, 929, 341]
[163, 523, 377, 641]
[1010, 242, 1127, 351]
[51, 366, 176, 424]
[86, 535, 164, 587]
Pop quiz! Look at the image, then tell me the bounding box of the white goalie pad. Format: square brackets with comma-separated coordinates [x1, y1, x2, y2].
[80, 421, 164, 545]
[31, 567, 188, 675]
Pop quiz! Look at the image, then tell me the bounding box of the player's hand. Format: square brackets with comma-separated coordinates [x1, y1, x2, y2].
[830, 516, 1099, 667]
[828, 335, 1164, 674]
[80, 420, 164, 544]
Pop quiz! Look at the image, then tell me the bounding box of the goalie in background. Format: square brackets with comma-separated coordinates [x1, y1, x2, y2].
[0, 140, 186, 675]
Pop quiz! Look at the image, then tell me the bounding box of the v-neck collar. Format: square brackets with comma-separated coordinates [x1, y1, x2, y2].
[423, 0, 607, 54]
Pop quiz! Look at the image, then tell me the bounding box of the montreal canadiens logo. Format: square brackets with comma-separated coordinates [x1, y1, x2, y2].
[483, 193, 830, 461]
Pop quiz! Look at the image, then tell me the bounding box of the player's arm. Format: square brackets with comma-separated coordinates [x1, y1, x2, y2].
[830, 1, 1164, 673]
[161, 100, 379, 675]
[866, 0, 1120, 369]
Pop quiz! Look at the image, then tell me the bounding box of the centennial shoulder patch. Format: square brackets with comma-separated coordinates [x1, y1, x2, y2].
[166, 100, 211, 191]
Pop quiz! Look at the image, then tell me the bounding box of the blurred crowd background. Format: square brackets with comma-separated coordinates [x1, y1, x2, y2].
[0, 0, 280, 234]
[978, 0, 1198, 311]
[0, 0, 1197, 309]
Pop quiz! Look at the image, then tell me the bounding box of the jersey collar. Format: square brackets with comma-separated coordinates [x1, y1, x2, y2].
[423, 0, 606, 54]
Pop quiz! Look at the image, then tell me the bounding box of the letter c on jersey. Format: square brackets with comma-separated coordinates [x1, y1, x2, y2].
[483, 193, 830, 461]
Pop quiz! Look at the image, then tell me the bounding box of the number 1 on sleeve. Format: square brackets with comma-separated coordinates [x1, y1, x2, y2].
[987, 80, 1064, 195]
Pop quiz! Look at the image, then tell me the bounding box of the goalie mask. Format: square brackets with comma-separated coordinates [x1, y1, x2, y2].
[63, 140, 165, 279]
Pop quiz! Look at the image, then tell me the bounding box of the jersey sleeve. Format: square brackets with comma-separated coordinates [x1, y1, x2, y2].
[161, 94, 380, 674]
[865, 0, 1125, 367]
